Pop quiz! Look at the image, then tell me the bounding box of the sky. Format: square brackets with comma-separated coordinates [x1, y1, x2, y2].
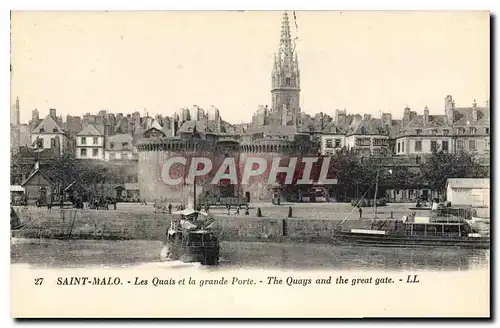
[11, 10, 490, 124]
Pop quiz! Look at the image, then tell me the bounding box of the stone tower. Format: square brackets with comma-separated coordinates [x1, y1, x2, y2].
[271, 12, 300, 126]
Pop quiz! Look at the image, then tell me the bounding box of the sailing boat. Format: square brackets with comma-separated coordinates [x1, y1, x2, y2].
[161, 125, 220, 265]
[332, 166, 490, 249]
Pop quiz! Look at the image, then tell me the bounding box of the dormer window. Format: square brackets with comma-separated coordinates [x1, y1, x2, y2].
[470, 127, 476, 134]
[360, 127, 367, 135]
[39, 127, 44, 133]
[443, 129, 449, 136]
[53, 128, 58, 133]
[432, 129, 437, 135]
[416, 129, 422, 135]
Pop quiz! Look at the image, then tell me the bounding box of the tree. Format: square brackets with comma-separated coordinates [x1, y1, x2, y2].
[420, 150, 489, 196]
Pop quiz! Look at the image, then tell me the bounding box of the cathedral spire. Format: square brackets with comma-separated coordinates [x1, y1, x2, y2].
[279, 11, 294, 64]
[270, 11, 301, 126]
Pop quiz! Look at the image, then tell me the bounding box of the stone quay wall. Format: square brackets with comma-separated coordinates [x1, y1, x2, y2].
[11, 207, 365, 243]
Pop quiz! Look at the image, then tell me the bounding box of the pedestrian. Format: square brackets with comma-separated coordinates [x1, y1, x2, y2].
[113, 199, 117, 210]
[168, 203, 172, 214]
[227, 204, 231, 215]
[358, 205, 362, 219]
[235, 205, 240, 215]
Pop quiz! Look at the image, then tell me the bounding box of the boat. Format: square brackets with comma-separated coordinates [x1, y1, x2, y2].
[332, 167, 490, 249]
[162, 127, 220, 265]
[333, 215, 490, 249]
[162, 208, 220, 265]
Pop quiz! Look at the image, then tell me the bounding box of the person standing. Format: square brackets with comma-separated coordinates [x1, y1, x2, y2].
[358, 205, 363, 219]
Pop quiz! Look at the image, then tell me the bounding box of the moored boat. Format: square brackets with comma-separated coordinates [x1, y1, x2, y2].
[333, 215, 490, 249]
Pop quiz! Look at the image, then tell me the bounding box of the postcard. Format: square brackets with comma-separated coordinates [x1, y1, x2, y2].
[10, 10, 490, 318]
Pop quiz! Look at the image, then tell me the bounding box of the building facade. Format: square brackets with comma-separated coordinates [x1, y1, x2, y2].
[75, 123, 105, 160]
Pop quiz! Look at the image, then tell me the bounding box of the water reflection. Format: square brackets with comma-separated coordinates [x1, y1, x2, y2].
[11, 238, 489, 271]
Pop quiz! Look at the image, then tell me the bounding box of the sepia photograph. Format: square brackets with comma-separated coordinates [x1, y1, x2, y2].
[9, 9, 491, 318]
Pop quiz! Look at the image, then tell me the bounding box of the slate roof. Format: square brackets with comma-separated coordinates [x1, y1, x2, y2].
[452, 106, 490, 127]
[346, 118, 390, 136]
[21, 168, 52, 186]
[31, 115, 64, 134]
[77, 123, 103, 136]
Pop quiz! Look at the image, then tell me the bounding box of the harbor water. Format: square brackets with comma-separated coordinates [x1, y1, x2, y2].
[11, 238, 490, 271]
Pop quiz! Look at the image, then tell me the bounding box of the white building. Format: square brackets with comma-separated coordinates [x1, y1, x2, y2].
[30, 114, 68, 155]
[446, 178, 489, 208]
[76, 123, 105, 160]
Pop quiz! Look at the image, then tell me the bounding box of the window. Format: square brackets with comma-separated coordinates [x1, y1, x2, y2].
[443, 129, 449, 136]
[80, 148, 87, 156]
[457, 139, 464, 151]
[416, 129, 422, 136]
[415, 140, 422, 151]
[416, 156, 421, 164]
[325, 139, 333, 148]
[469, 140, 476, 150]
[402, 142, 405, 152]
[36, 138, 44, 148]
[397, 143, 401, 153]
[39, 127, 45, 133]
[109, 153, 116, 160]
[93, 137, 98, 145]
[122, 142, 129, 148]
[334, 139, 342, 148]
[81, 137, 86, 145]
[485, 139, 490, 152]
[53, 128, 58, 133]
[110, 142, 115, 149]
[486, 128, 490, 134]
[50, 138, 55, 148]
[92, 148, 98, 157]
[431, 141, 438, 151]
[432, 129, 437, 135]
[469, 127, 476, 135]
[285, 77, 291, 86]
[442, 141, 449, 152]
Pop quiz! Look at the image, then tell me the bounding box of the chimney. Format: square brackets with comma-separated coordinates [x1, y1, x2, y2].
[424, 106, 429, 126]
[472, 99, 478, 122]
[49, 108, 57, 119]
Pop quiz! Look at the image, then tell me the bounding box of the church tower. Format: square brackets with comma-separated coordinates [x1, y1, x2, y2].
[271, 12, 300, 126]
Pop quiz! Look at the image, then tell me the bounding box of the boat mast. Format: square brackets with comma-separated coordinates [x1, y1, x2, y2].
[373, 167, 380, 219]
[193, 138, 197, 210]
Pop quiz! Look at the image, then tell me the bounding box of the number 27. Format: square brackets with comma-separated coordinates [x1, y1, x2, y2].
[34, 278, 44, 285]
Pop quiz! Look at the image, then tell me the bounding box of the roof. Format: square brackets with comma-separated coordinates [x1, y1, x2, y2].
[31, 115, 64, 134]
[107, 133, 133, 143]
[446, 178, 490, 189]
[77, 123, 103, 136]
[346, 118, 390, 136]
[20, 168, 52, 186]
[10, 185, 24, 192]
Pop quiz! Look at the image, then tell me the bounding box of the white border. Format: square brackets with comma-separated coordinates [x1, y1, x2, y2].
[1, 0, 497, 326]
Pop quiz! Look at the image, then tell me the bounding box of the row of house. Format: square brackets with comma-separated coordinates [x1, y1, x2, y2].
[30, 111, 139, 161]
[320, 96, 490, 160]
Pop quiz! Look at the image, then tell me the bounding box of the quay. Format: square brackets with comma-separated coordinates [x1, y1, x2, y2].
[12, 202, 434, 243]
